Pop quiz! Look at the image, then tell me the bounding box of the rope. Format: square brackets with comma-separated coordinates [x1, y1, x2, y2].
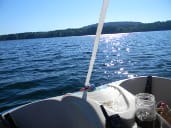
[85, 0, 109, 87]
[83, 0, 109, 99]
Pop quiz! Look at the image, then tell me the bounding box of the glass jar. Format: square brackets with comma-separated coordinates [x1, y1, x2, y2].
[135, 93, 156, 128]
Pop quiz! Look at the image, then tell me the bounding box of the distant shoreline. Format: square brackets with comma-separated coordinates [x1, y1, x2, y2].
[0, 20, 171, 41]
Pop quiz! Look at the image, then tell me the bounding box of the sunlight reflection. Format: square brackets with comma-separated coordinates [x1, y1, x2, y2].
[101, 33, 136, 80]
[126, 47, 130, 52]
[128, 74, 137, 78]
[100, 33, 129, 43]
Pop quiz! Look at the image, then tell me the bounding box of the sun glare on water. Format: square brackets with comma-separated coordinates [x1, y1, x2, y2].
[100, 33, 129, 43]
[99, 33, 138, 80]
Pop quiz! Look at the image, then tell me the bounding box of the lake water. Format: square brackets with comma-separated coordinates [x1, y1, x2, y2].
[0, 30, 171, 112]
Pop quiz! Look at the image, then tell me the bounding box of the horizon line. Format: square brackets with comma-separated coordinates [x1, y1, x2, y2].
[1, 20, 171, 36]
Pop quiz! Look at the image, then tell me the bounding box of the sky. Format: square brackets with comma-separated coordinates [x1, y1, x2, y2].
[0, 0, 171, 35]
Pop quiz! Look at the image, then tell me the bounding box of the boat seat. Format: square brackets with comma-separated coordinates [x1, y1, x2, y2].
[2, 96, 104, 128]
[61, 96, 104, 128]
[119, 76, 171, 107]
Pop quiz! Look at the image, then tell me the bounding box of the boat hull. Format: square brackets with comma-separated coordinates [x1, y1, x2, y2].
[1, 76, 171, 128]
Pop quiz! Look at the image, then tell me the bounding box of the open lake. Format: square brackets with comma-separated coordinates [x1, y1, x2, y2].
[0, 30, 171, 112]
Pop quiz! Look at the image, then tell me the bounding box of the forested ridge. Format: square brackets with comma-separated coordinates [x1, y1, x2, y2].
[0, 20, 171, 41]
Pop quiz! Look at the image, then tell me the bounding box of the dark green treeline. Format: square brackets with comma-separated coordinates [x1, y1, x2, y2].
[0, 20, 171, 41]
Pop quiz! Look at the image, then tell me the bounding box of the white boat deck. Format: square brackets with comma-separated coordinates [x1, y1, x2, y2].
[1, 76, 171, 128]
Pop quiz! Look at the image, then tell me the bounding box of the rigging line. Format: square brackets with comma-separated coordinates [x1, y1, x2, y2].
[82, 0, 109, 100]
[85, 0, 109, 87]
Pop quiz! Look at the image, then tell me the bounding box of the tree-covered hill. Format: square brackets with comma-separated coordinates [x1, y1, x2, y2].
[0, 20, 171, 41]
